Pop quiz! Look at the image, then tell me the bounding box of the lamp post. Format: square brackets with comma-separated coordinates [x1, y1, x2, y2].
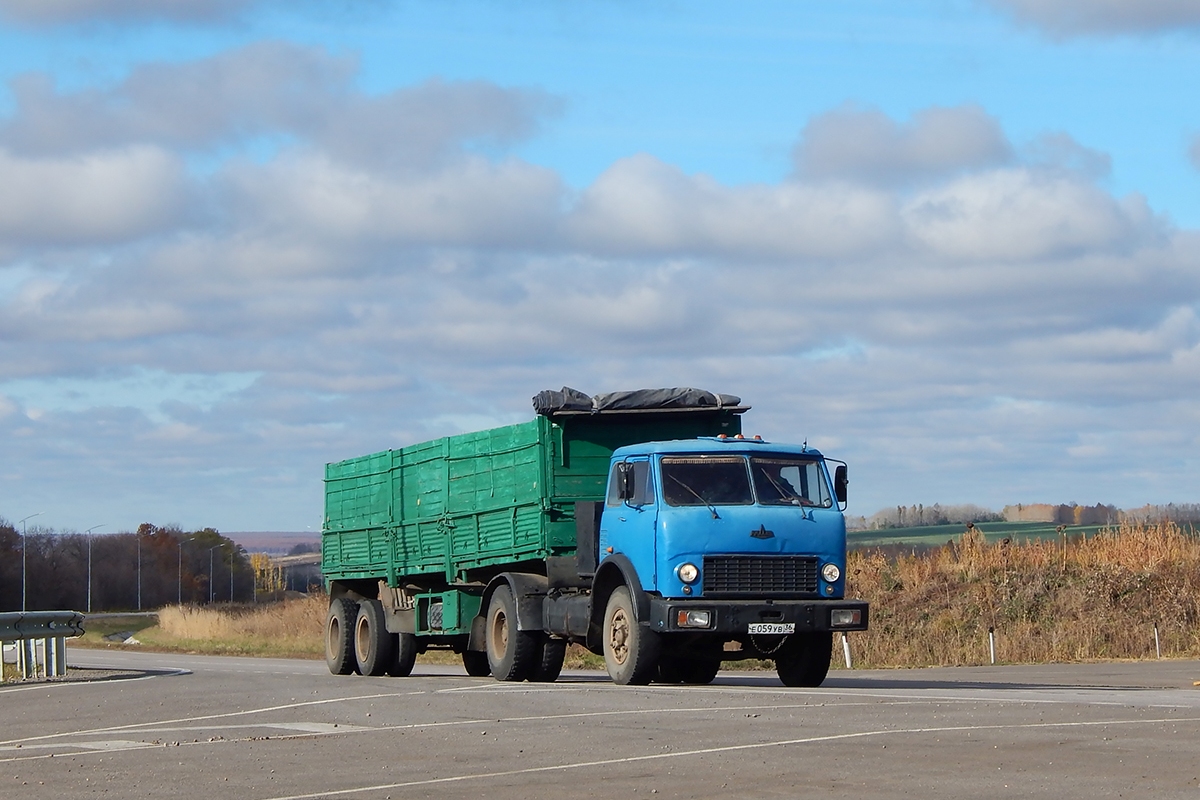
[208, 546, 219, 604]
[84, 525, 105, 614]
[178, 537, 190, 606]
[136, 532, 142, 611]
[18, 512, 44, 612]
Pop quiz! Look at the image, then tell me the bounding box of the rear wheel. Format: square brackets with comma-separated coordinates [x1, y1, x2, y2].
[485, 585, 539, 681]
[354, 599, 396, 677]
[462, 650, 491, 677]
[775, 632, 832, 687]
[603, 586, 660, 685]
[325, 597, 359, 675]
[528, 637, 567, 683]
[387, 632, 418, 677]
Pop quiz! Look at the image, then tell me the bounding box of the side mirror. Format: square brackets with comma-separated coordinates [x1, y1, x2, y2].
[834, 465, 848, 504]
[617, 461, 635, 501]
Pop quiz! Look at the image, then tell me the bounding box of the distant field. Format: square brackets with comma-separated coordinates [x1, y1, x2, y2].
[847, 520, 1112, 549]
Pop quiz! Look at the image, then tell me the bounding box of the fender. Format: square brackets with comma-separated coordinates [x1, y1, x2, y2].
[591, 553, 651, 624]
[468, 572, 550, 651]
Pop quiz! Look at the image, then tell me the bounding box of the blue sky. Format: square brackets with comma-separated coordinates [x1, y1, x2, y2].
[2, 0, 1200, 533]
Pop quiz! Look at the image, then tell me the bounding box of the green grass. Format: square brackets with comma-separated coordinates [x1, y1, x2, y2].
[73, 614, 160, 648]
[848, 520, 1111, 549]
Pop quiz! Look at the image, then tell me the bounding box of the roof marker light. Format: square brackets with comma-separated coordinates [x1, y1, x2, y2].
[735, 434, 744, 439]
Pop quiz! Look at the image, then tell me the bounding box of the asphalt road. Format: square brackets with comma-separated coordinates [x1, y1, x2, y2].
[3, 648, 1200, 799]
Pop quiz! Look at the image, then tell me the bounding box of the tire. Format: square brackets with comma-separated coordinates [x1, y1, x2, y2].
[325, 597, 359, 675]
[657, 655, 720, 685]
[354, 599, 397, 677]
[388, 632, 418, 677]
[656, 655, 685, 684]
[679, 659, 721, 685]
[603, 586, 660, 685]
[485, 585, 539, 681]
[528, 637, 567, 683]
[775, 632, 833, 687]
[462, 650, 491, 677]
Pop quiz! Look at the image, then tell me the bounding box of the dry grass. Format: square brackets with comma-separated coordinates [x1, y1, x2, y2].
[148, 594, 327, 658]
[842, 521, 1200, 668]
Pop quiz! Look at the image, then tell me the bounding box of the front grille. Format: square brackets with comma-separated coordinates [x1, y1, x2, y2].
[702, 555, 819, 597]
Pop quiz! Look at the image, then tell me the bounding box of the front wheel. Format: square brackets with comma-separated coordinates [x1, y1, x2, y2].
[603, 586, 660, 685]
[775, 632, 832, 687]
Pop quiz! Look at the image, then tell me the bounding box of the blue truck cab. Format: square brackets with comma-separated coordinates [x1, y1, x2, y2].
[590, 435, 868, 685]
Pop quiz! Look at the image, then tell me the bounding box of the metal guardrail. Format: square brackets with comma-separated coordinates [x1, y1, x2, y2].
[0, 611, 86, 681]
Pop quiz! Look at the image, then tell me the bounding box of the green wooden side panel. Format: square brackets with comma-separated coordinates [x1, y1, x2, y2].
[322, 410, 743, 585]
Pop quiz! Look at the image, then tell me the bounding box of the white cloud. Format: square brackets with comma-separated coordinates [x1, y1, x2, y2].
[985, 0, 1200, 36]
[793, 104, 1012, 187]
[0, 43, 561, 170]
[902, 168, 1161, 261]
[566, 154, 900, 260]
[0, 146, 187, 245]
[222, 151, 565, 247]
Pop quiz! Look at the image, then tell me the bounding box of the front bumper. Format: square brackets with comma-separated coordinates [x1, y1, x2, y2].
[646, 596, 869, 634]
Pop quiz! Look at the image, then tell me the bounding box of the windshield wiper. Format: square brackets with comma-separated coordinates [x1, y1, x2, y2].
[667, 475, 720, 519]
[760, 471, 814, 507]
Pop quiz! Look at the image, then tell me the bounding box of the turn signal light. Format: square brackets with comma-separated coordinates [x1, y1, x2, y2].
[676, 610, 712, 628]
[831, 609, 862, 628]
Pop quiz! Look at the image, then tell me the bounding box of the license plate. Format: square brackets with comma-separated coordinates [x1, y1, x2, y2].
[748, 623, 794, 635]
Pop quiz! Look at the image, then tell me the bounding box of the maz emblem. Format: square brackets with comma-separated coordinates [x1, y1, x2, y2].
[750, 524, 775, 540]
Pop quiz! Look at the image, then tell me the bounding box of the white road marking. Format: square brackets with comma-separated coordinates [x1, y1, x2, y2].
[0, 690, 426, 747]
[255, 714, 1200, 800]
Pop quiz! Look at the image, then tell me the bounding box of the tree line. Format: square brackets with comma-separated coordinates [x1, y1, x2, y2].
[0, 520, 251, 613]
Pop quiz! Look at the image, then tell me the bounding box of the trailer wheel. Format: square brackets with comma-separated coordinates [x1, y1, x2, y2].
[485, 585, 538, 681]
[354, 599, 396, 677]
[528, 637, 566, 683]
[387, 633, 418, 677]
[462, 650, 491, 677]
[603, 586, 660, 685]
[775, 632, 832, 687]
[325, 597, 359, 675]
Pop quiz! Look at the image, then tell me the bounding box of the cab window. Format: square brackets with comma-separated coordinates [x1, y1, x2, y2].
[606, 459, 654, 507]
[660, 456, 753, 507]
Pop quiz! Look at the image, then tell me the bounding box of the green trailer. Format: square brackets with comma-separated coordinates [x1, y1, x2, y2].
[322, 392, 745, 678]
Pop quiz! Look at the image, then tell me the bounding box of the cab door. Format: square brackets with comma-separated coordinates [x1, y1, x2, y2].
[598, 457, 658, 590]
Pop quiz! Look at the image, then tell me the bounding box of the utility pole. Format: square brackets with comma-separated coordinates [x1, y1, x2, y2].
[208, 546, 219, 603]
[84, 525, 105, 613]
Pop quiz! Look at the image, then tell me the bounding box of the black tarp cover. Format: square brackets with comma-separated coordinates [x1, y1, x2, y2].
[532, 387, 743, 416]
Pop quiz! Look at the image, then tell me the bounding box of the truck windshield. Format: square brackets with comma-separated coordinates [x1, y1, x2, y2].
[660, 457, 753, 507]
[749, 456, 832, 508]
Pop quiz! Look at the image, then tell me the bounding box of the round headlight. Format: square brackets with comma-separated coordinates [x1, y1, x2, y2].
[677, 562, 700, 584]
[821, 563, 841, 583]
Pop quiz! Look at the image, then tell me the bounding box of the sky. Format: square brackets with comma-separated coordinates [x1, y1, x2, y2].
[1, 0, 1199, 534]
